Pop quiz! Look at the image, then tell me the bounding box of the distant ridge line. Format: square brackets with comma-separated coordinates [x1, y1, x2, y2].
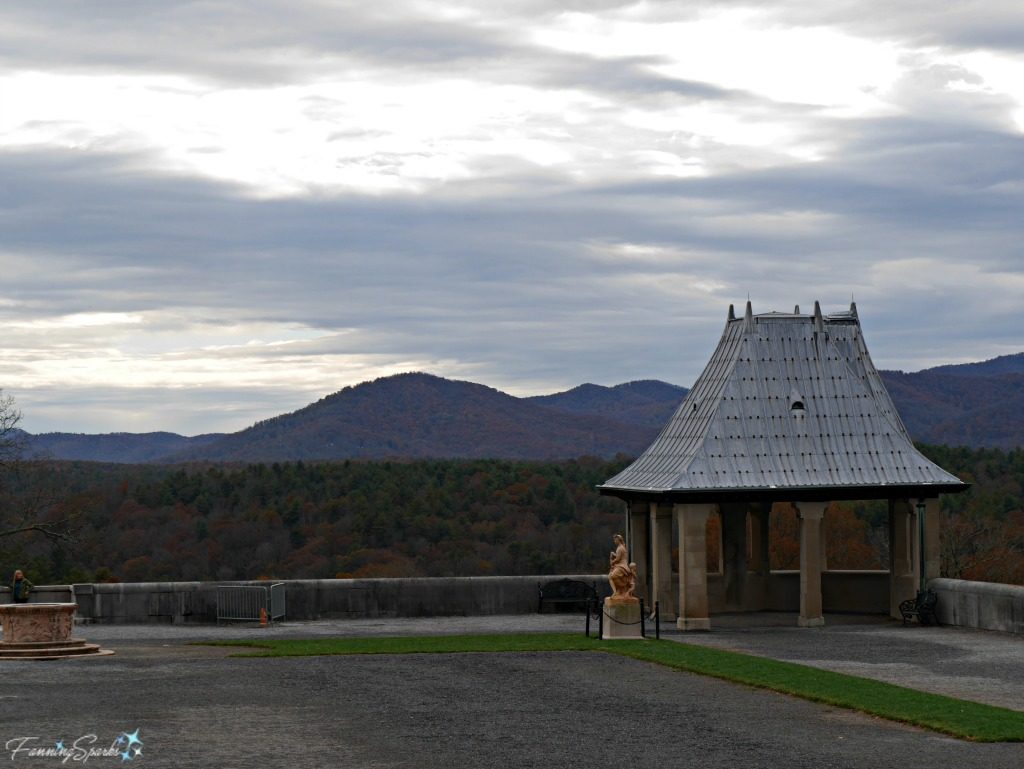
[23, 353, 1024, 463]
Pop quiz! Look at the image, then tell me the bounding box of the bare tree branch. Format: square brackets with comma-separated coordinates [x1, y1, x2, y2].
[0, 391, 27, 470]
[0, 520, 77, 542]
[0, 390, 78, 544]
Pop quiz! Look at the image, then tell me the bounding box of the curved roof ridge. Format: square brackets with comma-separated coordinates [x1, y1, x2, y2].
[820, 330, 960, 486]
[601, 317, 744, 490]
[832, 321, 912, 442]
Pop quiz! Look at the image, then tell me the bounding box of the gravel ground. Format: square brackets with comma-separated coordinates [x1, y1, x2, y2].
[1, 613, 1021, 768]
[1, 646, 1022, 769]
[70, 611, 1024, 710]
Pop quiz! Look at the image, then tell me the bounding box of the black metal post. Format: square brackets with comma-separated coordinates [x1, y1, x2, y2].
[916, 498, 927, 593]
[655, 600, 660, 640]
[598, 599, 603, 639]
[585, 598, 591, 638]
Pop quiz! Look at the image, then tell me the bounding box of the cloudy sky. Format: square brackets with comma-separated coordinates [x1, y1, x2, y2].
[2, 1, 1023, 435]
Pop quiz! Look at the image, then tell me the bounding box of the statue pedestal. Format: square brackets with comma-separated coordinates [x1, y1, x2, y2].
[601, 597, 643, 640]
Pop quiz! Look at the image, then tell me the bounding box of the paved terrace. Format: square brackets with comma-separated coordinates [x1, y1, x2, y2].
[0, 613, 1021, 768]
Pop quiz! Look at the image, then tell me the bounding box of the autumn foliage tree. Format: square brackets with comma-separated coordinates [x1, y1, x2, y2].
[769, 501, 886, 571]
[925, 444, 1024, 585]
[0, 438, 1020, 588]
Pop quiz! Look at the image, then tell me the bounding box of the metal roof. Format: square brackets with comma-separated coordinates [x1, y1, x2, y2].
[600, 301, 967, 501]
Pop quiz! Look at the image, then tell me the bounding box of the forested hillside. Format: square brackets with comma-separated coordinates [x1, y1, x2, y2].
[10, 457, 631, 584]
[7, 445, 1023, 588]
[178, 373, 657, 461]
[882, 368, 1024, 449]
[525, 380, 688, 429]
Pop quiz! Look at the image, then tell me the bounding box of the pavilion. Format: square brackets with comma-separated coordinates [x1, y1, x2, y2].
[599, 301, 967, 629]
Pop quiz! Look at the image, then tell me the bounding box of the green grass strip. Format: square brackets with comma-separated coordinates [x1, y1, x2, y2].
[206, 633, 1024, 742]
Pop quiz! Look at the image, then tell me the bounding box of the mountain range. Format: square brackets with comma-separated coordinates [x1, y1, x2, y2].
[24, 353, 1024, 463]
[881, 353, 1024, 449]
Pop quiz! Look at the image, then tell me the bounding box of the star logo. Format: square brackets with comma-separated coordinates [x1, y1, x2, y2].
[116, 729, 143, 762]
[55, 740, 64, 751]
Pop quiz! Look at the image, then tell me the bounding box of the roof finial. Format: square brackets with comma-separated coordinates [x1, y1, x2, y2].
[727, 303, 736, 321]
[743, 299, 754, 329]
[850, 300, 858, 319]
[813, 300, 824, 333]
[794, 304, 800, 314]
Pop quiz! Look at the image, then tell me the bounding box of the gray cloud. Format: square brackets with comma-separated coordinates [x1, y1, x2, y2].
[2, 3, 1024, 432]
[17, 384, 312, 436]
[0, 2, 773, 110]
[3, 92, 1023, 430]
[630, 0, 1024, 54]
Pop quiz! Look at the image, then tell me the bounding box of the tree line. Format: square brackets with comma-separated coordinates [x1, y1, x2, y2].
[2, 446, 1023, 587]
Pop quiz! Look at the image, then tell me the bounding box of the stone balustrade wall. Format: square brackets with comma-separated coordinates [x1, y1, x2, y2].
[930, 577, 1024, 634]
[1, 576, 611, 624]
[0, 576, 1017, 634]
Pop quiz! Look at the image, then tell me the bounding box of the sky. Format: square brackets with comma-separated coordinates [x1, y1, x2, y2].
[2, 1, 1024, 435]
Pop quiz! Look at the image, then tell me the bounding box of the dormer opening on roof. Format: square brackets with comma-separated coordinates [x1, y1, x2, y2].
[790, 388, 806, 417]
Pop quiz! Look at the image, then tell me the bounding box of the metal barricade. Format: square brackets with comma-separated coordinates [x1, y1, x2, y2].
[216, 584, 287, 624]
[269, 582, 286, 621]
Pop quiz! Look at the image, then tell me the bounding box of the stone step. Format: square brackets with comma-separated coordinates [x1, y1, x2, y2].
[0, 638, 90, 650]
[0, 642, 112, 659]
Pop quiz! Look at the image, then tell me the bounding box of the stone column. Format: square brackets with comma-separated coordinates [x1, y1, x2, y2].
[650, 502, 676, 619]
[628, 500, 649, 601]
[760, 502, 771, 574]
[675, 503, 714, 631]
[923, 497, 941, 586]
[751, 501, 771, 610]
[820, 506, 829, 573]
[720, 502, 749, 610]
[796, 501, 827, 627]
[712, 512, 724, 574]
[748, 505, 762, 574]
[889, 499, 916, 618]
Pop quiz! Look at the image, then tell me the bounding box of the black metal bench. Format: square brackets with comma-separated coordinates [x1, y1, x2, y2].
[538, 579, 599, 616]
[900, 589, 939, 626]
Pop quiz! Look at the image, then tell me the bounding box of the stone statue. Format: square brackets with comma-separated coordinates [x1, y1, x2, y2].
[608, 533, 638, 601]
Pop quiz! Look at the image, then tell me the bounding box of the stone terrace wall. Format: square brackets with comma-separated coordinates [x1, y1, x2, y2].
[760, 571, 890, 615]
[931, 578, 1024, 634]
[1, 573, 888, 624]
[2, 576, 611, 624]
[0, 577, 1018, 633]
[0, 573, 887, 622]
